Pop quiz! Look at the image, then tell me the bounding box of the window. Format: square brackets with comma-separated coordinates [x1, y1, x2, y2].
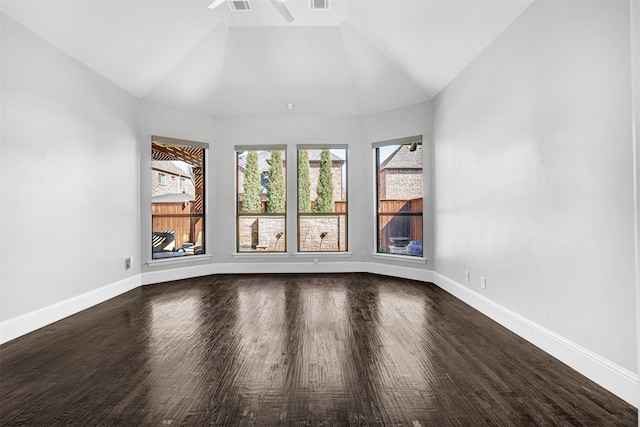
[236, 146, 287, 252]
[151, 136, 207, 259]
[297, 145, 348, 252]
[375, 137, 423, 257]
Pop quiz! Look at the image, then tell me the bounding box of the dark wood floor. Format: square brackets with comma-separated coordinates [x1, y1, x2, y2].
[1, 273, 636, 426]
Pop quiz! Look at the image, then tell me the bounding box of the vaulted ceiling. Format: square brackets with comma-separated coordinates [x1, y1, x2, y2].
[1, 0, 533, 116]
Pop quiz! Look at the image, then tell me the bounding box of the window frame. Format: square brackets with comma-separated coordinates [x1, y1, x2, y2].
[296, 144, 348, 253]
[373, 136, 424, 258]
[235, 145, 288, 253]
[151, 135, 208, 260]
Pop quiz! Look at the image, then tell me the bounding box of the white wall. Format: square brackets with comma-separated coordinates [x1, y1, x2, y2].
[0, 15, 141, 322]
[433, 0, 636, 374]
[631, 0, 640, 414]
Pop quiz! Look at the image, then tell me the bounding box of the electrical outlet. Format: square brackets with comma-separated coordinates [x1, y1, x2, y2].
[314, 258, 319, 265]
[465, 270, 470, 282]
[481, 276, 487, 289]
[125, 257, 132, 271]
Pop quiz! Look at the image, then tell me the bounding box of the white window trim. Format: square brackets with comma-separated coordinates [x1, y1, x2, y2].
[370, 253, 427, 264]
[147, 254, 212, 267]
[293, 252, 352, 258]
[232, 252, 292, 259]
[372, 136, 424, 258]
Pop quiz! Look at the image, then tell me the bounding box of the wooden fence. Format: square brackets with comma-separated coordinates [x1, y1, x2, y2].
[238, 200, 348, 213]
[378, 198, 423, 251]
[334, 201, 347, 213]
[152, 201, 203, 249]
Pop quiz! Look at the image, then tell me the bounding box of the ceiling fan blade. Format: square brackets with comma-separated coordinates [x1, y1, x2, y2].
[208, 0, 226, 10]
[268, 0, 294, 23]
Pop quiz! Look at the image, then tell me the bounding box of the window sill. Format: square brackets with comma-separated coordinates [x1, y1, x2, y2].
[294, 252, 352, 258]
[147, 254, 212, 268]
[370, 253, 427, 264]
[232, 252, 291, 259]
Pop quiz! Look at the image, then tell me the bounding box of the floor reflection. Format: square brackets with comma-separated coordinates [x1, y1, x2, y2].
[232, 279, 286, 420]
[225, 277, 355, 423]
[296, 281, 351, 418]
[374, 285, 433, 420]
[145, 290, 206, 424]
[344, 278, 384, 422]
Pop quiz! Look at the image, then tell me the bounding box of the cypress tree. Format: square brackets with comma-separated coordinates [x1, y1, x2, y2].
[242, 151, 263, 213]
[314, 149, 334, 213]
[298, 149, 311, 213]
[266, 150, 285, 213]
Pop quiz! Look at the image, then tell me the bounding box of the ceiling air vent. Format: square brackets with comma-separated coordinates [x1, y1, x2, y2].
[309, 0, 329, 11]
[228, 0, 251, 11]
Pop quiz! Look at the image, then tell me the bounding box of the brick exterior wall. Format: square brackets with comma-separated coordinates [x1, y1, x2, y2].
[237, 162, 343, 204]
[309, 162, 344, 202]
[152, 169, 195, 198]
[380, 169, 422, 200]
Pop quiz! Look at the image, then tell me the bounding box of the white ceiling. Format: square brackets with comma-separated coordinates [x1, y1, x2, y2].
[1, 0, 533, 116]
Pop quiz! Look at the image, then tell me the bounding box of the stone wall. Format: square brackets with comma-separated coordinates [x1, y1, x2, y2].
[238, 215, 347, 252]
[299, 215, 347, 251]
[238, 216, 285, 251]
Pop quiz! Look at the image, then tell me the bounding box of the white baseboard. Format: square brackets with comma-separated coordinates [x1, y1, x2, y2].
[141, 261, 368, 285]
[0, 274, 141, 345]
[432, 272, 639, 408]
[367, 261, 433, 283]
[142, 261, 218, 285]
[141, 260, 432, 286]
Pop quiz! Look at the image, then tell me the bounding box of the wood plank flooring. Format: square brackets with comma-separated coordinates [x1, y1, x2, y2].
[1, 273, 637, 426]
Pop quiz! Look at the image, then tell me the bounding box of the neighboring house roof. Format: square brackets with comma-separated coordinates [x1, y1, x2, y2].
[237, 151, 275, 172]
[152, 193, 194, 203]
[380, 144, 423, 170]
[152, 160, 192, 178]
[237, 149, 344, 172]
[307, 149, 344, 164]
